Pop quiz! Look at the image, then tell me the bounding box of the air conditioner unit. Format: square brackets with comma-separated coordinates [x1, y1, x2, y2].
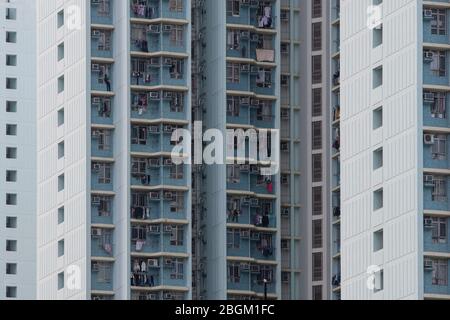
[148, 294, 158, 300]
[163, 25, 173, 32]
[250, 165, 260, 174]
[251, 232, 260, 240]
[250, 265, 260, 273]
[250, 98, 260, 106]
[423, 92, 435, 102]
[241, 64, 250, 72]
[92, 130, 102, 138]
[92, 97, 101, 104]
[250, 65, 259, 74]
[91, 63, 100, 71]
[149, 92, 160, 100]
[92, 163, 101, 172]
[240, 97, 250, 105]
[240, 31, 250, 38]
[149, 125, 160, 134]
[250, 34, 259, 42]
[240, 230, 250, 238]
[92, 196, 101, 206]
[92, 262, 100, 272]
[424, 175, 435, 187]
[164, 192, 174, 200]
[164, 91, 173, 99]
[240, 165, 250, 172]
[281, 208, 290, 217]
[164, 159, 173, 166]
[164, 293, 173, 299]
[164, 125, 174, 133]
[147, 25, 160, 33]
[148, 259, 159, 267]
[164, 225, 173, 233]
[242, 197, 251, 205]
[240, 262, 250, 271]
[150, 192, 160, 200]
[424, 134, 435, 145]
[424, 259, 434, 270]
[423, 9, 433, 19]
[150, 58, 160, 66]
[424, 51, 434, 60]
[424, 217, 434, 228]
[163, 58, 173, 66]
[92, 228, 102, 236]
[240, 0, 250, 5]
[148, 225, 160, 234]
[164, 259, 173, 266]
[92, 30, 101, 37]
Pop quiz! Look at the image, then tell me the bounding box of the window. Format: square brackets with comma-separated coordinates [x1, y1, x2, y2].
[58, 206, 65, 224]
[312, 121, 322, 150]
[312, 88, 322, 117]
[6, 263, 17, 275]
[226, 96, 240, 117]
[312, 55, 322, 84]
[373, 189, 383, 211]
[58, 239, 64, 257]
[97, 164, 112, 184]
[169, 59, 184, 79]
[57, 108, 64, 126]
[312, 285, 323, 300]
[312, 0, 322, 18]
[169, 0, 183, 12]
[312, 154, 322, 182]
[373, 107, 383, 129]
[6, 217, 17, 229]
[228, 262, 240, 283]
[312, 187, 322, 215]
[170, 226, 184, 246]
[428, 50, 446, 77]
[57, 43, 64, 61]
[58, 272, 64, 290]
[58, 174, 64, 192]
[373, 25, 383, 48]
[6, 8, 17, 20]
[373, 66, 383, 88]
[6, 54, 17, 66]
[226, 30, 240, 50]
[6, 287, 17, 298]
[312, 219, 323, 249]
[430, 92, 446, 119]
[432, 259, 448, 286]
[226, 228, 241, 249]
[6, 31, 17, 43]
[373, 148, 383, 170]
[57, 10, 64, 28]
[6, 240, 17, 252]
[373, 229, 383, 252]
[312, 252, 323, 281]
[432, 134, 447, 160]
[6, 193, 17, 205]
[6, 170, 17, 182]
[6, 147, 17, 159]
[226, 63, 240, 83]
[312, 22, 322, 51]
[57, 75, 64, 93]
[431, 9, 446, 35]
[58, 141, 65, 159]
[169, 25, 184, 47]
[6, 124, 17, 136]
[433, 176, 447, 202]
[170, 259, 184, 280]
[226, 0, 240, 17]
[431, 217, 447, 244]
[227, 165, 241, 184]
[6, 101, 17, 113]
[6, 78, 17, 89]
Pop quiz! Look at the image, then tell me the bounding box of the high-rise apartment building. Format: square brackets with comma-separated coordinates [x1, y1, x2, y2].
[37, 0, 192, 300]
[0, 0, 37, 300]
[340, 0, 450, 300]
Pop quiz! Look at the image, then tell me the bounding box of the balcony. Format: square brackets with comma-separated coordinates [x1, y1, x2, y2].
[131, 91, 187, 121]
[130, 57, 187, 88]
[226, 2, 276, 30]
[131, 224, 186, 254]
[91, 63, 113, 92]
[423, 217, 450, 254]
[91, 261, 113, 292]
[131, 24, 187, 54]
[91, 96, 113, 125]
[91, 195, 114, 225]
[423, 92, 450, 128]
[130, 124, 184, 154]
[423, 8, 450, 45]
[423, 50, 450, 87]
[130, 0, 187, 20]
[227, 196, 276, 228]
[424, 258, 450, 296]
[91, 162, 113, 191]
[91, 228, 114, 257]
[131, 160, 187, 188]
[91, 0, 113, 25]
[423, 175, 450, 211]
[131, 191, 187, 221]
[91, 29, 113, 58]
[131, 257, 187, 289]
[91, 129, 113, 158]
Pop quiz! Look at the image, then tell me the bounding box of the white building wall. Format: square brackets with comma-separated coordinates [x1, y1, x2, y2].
[0, 0, 37, 300]
[37, 0, 89, 300]
[340, 0, 422, 300]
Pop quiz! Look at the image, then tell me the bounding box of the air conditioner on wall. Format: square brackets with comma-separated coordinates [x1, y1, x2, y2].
[424, 134, 435, 145]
